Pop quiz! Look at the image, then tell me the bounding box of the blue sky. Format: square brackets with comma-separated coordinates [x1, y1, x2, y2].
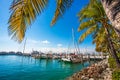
[0, 0, 95, 53]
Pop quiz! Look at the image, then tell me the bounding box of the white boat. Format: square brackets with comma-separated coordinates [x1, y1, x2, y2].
[61, 28, 82, 63]
[61, 56, 72, 62]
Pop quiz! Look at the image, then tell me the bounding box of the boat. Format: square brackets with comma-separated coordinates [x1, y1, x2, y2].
[61, 55, 72, 62]
[40, 53, 47, 59]
[53, 55, 60, 59]
[61, 28, 82, 63]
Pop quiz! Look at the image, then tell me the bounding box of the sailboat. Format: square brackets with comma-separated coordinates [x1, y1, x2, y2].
[61, 28, 82, 63]
[61, 55, 72, 62]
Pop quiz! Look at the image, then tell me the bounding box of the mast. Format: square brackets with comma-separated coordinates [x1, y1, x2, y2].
[72, 28, 78, 54]
[23, 38, 27, 54]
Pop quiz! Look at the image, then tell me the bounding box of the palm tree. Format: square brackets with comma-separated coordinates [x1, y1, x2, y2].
[101, 0, 120, 37]
[8, 0, 73, 42]
[78, 0, 120, 67]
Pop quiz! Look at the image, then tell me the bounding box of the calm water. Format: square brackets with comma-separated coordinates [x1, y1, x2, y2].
[0, 55, 91, 80]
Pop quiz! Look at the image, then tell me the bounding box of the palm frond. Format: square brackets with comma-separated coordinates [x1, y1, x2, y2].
[92, 26, 105, 43]
[79, 25, 97, 42]
[78, 7, 102, 21]
[78, 19, 96, 31]
[51, 0, 73, 26]
[8, 0, 48, 42]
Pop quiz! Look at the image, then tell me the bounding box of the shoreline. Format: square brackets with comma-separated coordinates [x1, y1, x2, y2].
[67, 59, 112, 80]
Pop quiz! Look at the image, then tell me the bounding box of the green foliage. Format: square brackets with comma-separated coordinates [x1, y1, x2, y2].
[108, 54, 120, 80]
[112, 69, 120, 80]
[108, 53, 120, 69]
[77, 0, 111, 53]
[78, 0, 120, 53]
[78, 20, 96, 32]
[79, 25, 97, 42]
[108, 56, 116, 68]
[78, 0, 103, 42]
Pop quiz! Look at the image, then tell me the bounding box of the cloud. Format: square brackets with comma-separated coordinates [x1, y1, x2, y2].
[57, 44, 62, 47]
[38, 47, 95, 53]
[28, 39, 39, 44]
[39, 47, 67, 53]
[41, 40, 50, 44]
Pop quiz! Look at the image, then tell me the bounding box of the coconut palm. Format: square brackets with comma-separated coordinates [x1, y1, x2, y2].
[78, 0, 120, 67]
[101, 0, 120, 36]
[8, 0, 73, 42]
[94, 26, 120, 54]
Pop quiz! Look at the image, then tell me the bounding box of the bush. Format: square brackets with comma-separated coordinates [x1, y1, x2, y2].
[108, 54, 120, 80]
[108, 57, 116, 68]
[112, 69, 120, 80]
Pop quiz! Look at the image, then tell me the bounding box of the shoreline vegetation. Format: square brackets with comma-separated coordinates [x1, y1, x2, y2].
[108, 55, 120, 80]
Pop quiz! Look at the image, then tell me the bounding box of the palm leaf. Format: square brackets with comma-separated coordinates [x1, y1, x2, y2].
[78, 7, 101, 21]
[79, 25, 97, 42]
[78, 19, 96, 32]
[51, 0, 73, 26]
[8, 0, 48, 42]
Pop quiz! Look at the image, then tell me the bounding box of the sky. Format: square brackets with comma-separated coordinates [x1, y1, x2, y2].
[0, 0, 95, 53]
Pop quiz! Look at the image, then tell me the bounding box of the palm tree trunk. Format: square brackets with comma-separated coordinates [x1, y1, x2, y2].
[107, 45, 112, 56]
[101, 0, 120, 37]
[104, 26, 120, 68]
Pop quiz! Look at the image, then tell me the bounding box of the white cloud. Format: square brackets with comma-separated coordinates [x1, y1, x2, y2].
[41, 40, 50, 44]
[38, 47, 94, 53]
[28, 39, 39, 44]
[57, 44, 62, 47]
[39, 47, 67, 53]
[0, 37, 96, 54]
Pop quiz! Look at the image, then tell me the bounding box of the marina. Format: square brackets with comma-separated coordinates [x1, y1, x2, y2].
[0, 55, 93, 80]
[0, 51, 107, 62]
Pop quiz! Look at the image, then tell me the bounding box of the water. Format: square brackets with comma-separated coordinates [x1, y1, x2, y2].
[0, 55, 91, 80]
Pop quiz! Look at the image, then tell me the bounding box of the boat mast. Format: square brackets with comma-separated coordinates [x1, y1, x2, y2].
[72, 28, 78, 54]
[23, 38, 27, 54]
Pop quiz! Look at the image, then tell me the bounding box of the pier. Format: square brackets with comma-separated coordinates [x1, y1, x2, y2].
[0, 51, 107, 64]
[31, 51, 107, 63]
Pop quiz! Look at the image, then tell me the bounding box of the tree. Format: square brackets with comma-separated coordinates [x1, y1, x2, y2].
[78, 0, 120, 67]
[101, 0, 120, 37]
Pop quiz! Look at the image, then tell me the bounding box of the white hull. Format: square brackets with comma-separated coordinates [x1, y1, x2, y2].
[61, 58, 71, 62]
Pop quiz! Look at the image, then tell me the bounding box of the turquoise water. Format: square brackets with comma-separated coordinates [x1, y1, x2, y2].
[0, 55, 91, 80]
